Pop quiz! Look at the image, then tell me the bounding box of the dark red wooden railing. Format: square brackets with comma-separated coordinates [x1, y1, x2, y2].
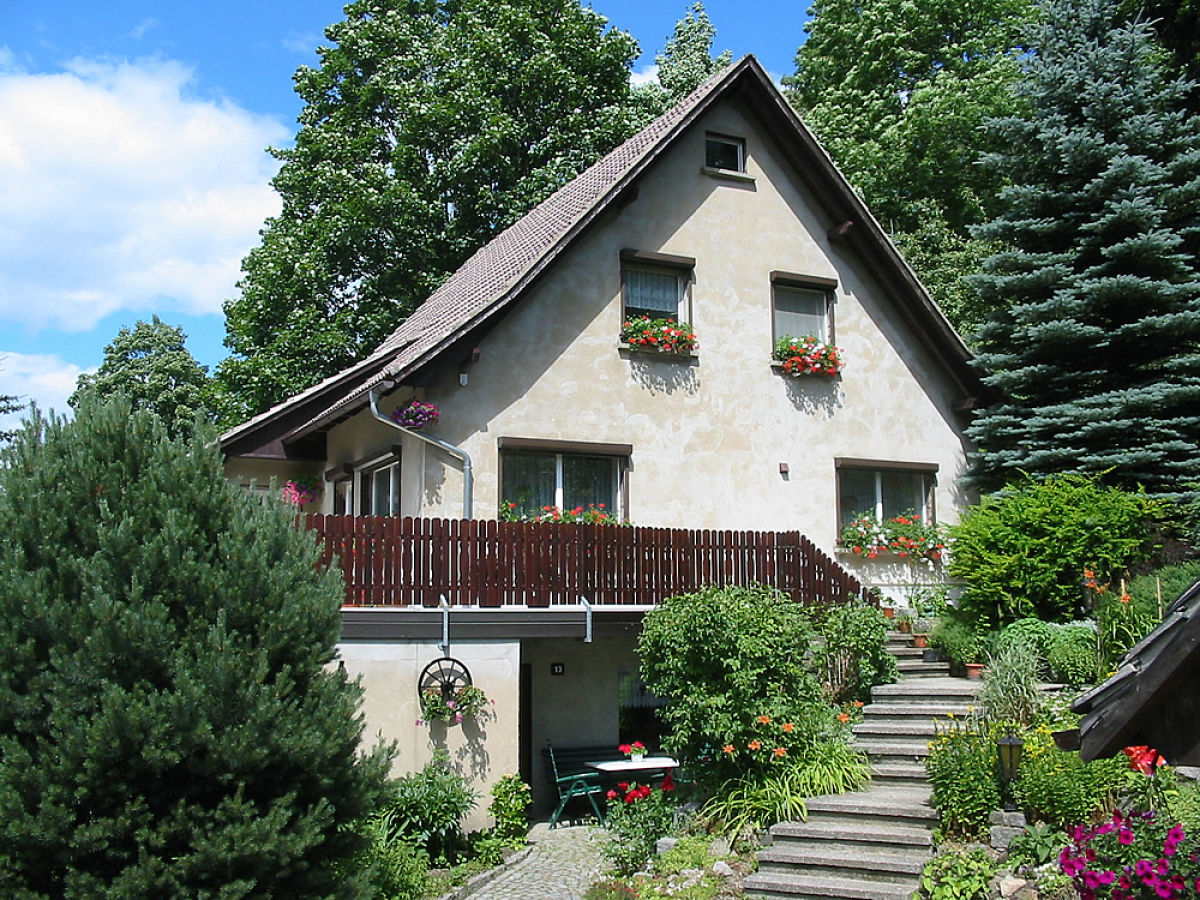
[302, 515, 865, 609]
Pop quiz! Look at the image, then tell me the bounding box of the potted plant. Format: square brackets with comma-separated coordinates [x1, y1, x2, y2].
[619, 741, 647, 761]
[965, 661, 985, 679]
[897, 613, 914, 635]
[912, 617, 936, 648]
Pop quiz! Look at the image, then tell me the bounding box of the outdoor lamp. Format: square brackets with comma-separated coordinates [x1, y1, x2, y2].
[997, 730, 1025, 810]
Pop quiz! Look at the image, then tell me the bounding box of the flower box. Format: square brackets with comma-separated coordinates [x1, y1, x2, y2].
[620, 317, 697, 356]
[773, 335, 843, 377]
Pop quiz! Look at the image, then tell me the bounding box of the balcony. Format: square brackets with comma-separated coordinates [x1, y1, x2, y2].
[302, 515, 864, 609]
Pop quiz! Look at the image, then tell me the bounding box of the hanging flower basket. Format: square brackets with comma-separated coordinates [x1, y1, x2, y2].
[773, 335, 843, 377]
[282, 477, 321, 507]
[392, 400, 439, 430]
[418, 683, 490, 726]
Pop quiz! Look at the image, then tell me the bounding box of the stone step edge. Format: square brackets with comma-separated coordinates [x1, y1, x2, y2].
[743, 871, 918, 900]
[758, 845, 928, 875]
[771, 820, 933, 846]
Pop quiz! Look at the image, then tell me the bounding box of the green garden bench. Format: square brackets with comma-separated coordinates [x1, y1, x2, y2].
[542, 740, 608, 828]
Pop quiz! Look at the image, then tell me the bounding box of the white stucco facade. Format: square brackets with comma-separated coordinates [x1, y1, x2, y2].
[303, 97, 971, 553]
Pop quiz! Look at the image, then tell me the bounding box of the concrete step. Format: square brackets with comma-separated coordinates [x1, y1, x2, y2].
[872, 678, 981, 704]
[870, 761, 929, 786]
[771, 819, 934, 849]
[804, 787, 935, 829]
[889, 646, 925, 659]
[853, 738, 932, 761]
[897, 660, 950, 677]
[862, 701, 974, 720]
[854, 719, 938, 738]
[743, 870, 919, 900]
[757, 844, 928, 881]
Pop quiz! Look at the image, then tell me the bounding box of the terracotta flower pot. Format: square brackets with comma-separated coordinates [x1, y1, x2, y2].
[912, 633, 928, 648]
[965, 662, 985, 679]
[882, 607, 895, 619]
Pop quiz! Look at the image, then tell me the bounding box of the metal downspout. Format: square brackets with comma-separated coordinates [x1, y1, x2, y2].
[368, 388, 474, 519]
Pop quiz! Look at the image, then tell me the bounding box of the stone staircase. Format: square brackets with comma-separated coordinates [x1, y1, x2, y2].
[744, 632, 981, 900]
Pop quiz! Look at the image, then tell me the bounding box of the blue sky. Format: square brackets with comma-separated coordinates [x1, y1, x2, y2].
[0, 1, 808, 427]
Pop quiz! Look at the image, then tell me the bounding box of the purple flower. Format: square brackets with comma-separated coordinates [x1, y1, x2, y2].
[1120, 829, 1135, 845]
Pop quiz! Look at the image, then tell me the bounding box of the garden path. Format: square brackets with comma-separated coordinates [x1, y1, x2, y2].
[462, 822, 605, 900]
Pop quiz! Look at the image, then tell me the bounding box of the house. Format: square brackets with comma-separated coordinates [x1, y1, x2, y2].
[221, 56, 981, 818]
[1071, 578, 1200, 765]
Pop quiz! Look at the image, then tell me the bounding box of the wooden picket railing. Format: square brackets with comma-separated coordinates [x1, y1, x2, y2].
[302, 515, 865, 609]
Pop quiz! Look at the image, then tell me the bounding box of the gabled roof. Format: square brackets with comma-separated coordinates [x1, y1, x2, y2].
[1072, 578, 1200, 765]
[223, 55, 981, 460]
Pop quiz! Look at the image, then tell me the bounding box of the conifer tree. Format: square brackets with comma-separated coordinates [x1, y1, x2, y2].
[967, 0, 1200, 500]
[0, 397, 392, 896]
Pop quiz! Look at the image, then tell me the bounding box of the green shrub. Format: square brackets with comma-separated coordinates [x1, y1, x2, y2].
[949, 474, 1161, 626]
[1046, 624, 1098, 686]
[488, 774, 531, 845]
[918, 846, 997, 899]
[814, 600, 898, 703]
[385, 751, 477, 865]
[355, 814, 430, 900]
[1015, 731, 1124, 828]
[994, 617, 1055, 673]
[638, 585, 825, 788]
[978, 639, 1044, 728]
[926, 718, 1001, 839]
[600, 782, 679, 875]
[0, 398, 393, 896]
[1005, 821, 1067, 869]
[930, 614, 986, 672]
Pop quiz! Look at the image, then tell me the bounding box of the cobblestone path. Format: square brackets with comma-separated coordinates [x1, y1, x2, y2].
[465, 823, 605, 900]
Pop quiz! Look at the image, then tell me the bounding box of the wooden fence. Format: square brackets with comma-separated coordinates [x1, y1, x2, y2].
[302, 515, 865, 609]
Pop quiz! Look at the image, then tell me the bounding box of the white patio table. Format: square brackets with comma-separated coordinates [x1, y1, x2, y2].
[585, 755, 678, 775]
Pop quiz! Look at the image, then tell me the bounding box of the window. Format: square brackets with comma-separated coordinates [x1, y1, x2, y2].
[705, 133, 745, 172]
[499, 442, 628, 517]
[837, 463, 936, 527]
[359, 457, 400, 516]
[620, 249, 694, 321]
[772, 273, 836, 342]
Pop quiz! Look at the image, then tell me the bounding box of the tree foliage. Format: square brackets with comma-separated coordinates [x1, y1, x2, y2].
[966, 0, 1200, 499]
[786, 0, 1035, 333]
[0, 397, 392, 897]
[948, 474, 1162, 626]
[214, 0, 646, 422]
[652, 2, 732, 102]
[71, 316, 210, 437]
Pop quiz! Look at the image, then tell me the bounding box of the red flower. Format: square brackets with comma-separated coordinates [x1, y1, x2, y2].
[661, 773, 675, 792]
[1123, 745, 1166, 775]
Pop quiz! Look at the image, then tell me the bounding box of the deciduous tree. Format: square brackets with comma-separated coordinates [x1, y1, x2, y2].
[786, 0, 1034, 333]
[71, 316, 210, 437]
[214, 0, 644, 422]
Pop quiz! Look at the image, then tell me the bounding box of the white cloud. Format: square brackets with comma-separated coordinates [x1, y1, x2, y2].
[631, 64, 660, 87]
[0, 58, 287, 333]
[0, 350, 87, 433]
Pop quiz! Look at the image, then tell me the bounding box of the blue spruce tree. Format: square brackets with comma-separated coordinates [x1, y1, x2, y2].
[967, 0, 1200, 501]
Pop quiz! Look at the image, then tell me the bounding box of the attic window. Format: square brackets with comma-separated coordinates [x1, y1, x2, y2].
[620, 249, 694, 321]
[705, 134, 745, 172]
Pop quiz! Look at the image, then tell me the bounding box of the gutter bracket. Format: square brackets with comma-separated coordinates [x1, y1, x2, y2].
[440, 596, 451, 657]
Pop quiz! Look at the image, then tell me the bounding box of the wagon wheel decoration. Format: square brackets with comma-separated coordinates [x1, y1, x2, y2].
[418, 656, 473, 705]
